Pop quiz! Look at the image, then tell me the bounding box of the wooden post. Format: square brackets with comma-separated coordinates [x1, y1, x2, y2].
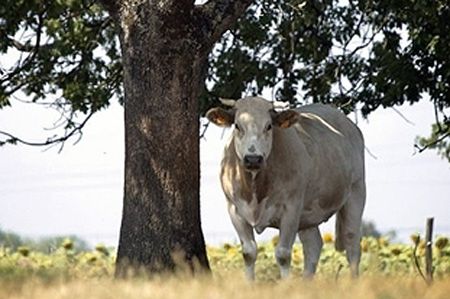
[425, 217, 434, 284]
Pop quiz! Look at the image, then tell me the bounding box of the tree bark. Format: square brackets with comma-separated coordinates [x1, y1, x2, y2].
[99, 0, 254, 276]
[113, 2, 210, 275]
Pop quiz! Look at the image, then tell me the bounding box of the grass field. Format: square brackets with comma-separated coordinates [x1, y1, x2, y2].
[1, 235, 449, 299]
[3, 276, 450, 299]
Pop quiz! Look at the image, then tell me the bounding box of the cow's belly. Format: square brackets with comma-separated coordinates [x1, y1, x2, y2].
[232, 181, 349, 234]
[259, 207, 338, 232]
[298, 208, 338, 230]
[234, 197, 340, 234]
[296, 184, 349, 229]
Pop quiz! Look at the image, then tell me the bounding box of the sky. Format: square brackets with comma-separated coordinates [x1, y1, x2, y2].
[0, 98, 449, 247]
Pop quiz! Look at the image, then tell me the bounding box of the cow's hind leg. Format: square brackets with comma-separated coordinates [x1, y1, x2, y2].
[228, 204, 257, 280]
[335, 179, 366, 278]
[298, 226, 323, 278]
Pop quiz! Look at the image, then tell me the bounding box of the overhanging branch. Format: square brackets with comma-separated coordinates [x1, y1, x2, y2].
[0, 111, 95, 152]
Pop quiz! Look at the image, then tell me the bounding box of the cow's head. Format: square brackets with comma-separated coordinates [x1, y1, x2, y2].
[206, 97, 299, 171]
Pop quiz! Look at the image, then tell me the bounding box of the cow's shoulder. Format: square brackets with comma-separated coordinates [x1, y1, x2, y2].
[295, 104, 363, 144]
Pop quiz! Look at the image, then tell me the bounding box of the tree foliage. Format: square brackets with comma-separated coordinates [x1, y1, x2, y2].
[361, 220, 382, 238]
[0, 0, 120, 146]
[205, 0, 450, 158]
[1, 0, 449, 158]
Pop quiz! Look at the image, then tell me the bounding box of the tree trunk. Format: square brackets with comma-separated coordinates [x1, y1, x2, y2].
[113, 3, 211, 276]
[97, 0, 254, 276]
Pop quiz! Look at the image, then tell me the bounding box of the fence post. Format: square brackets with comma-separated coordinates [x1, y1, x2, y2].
[425, 217, 434, 284]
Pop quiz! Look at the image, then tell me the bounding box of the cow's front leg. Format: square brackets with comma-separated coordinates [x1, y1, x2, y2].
[276, 207, 299, 279]
[228, 203, 257, 280]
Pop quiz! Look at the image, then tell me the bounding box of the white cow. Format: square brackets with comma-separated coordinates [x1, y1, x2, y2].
[206, 96, 366, 280]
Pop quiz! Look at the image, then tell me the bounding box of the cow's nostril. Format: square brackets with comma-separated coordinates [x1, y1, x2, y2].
[244, 155, 263, 169]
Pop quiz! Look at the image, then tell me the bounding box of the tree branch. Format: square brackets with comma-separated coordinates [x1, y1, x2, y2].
[6, 36, 54, 52]
[414, 131, 450, 154]
[391, 107, 415, 126]
[0, 111, 95, 152]
[1, 11, 44, 88]
[433, 99, 442, 132]
[199, 121, 210, 140]
[199, 0, 254, 43]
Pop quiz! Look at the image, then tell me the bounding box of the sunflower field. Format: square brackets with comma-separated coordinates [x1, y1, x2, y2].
[1, 234, 449, 299]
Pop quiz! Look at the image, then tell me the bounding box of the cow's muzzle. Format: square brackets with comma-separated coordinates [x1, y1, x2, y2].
[243, 155, 264, 170]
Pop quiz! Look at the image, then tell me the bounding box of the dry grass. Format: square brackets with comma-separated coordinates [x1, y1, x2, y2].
[2, 274, 450, 299]
[1, 237, 449, 299]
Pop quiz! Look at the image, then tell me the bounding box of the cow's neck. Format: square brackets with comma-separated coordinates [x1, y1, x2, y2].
[236, 163, 270, 204]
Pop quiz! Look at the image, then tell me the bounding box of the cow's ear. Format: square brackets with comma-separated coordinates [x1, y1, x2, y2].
[206, 107, 235, 127]
[271, 109, 300, 128]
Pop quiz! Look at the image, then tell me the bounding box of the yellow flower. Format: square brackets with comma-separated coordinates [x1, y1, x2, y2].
[419, 240, 426, 250]
[88, 254, 97, 263]
[322, 232, 334, 243]
[62, 239, 74, 250]
[378, 237, 389, 247]
[226, 247, 239, 257]
[17, 246, 30, 257]
[435, 236, 448, 250]
[410, 233, 420, 246]
[95, 244, 109, 256]
[271, 235, 279, 247]
[391, 247, 402, 256]
[360, 239, 369, 252]
[223, 243, 232, 251]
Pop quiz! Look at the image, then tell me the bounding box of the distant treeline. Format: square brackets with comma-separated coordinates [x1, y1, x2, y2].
[0, 227, 90, 253]
[0, 219, 388, 253]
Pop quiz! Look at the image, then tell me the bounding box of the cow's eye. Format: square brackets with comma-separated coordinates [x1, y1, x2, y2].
[266, 124, 272, 131]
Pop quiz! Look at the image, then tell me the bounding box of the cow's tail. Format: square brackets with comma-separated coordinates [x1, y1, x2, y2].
[334, 210, 345, 252]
